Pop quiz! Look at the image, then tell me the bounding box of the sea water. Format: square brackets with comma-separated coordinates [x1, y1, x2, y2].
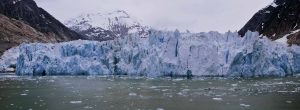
[0, 74, 300, 110]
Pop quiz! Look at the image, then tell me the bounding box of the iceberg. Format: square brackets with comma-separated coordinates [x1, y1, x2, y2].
[1, 30, 300, 77]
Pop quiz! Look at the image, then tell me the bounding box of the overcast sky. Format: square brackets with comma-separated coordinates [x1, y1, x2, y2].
[35, 0, 273, 33]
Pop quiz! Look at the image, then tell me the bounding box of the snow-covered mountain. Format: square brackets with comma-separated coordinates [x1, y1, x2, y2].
[239, 0, 300, 45]
[1, 30, 300, 77]
[65, 10, 149, 41]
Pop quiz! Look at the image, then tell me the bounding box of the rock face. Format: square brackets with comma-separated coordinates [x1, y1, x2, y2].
[7, 30, 300, 77]
[0, 0, 84, 55]
[0, 14, 49, 55]
[65, 10, 149, 41]
[239, 0, 300, 45]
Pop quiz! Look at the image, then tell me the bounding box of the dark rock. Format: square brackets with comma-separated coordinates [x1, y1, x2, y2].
[239, 0, 300, 45]
[0, 0, 85, 41]
[0, 0, 85, 55]
[0, 14, 49, 55]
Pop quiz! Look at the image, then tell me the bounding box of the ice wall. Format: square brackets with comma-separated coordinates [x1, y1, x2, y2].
[2, 30, 300, 77]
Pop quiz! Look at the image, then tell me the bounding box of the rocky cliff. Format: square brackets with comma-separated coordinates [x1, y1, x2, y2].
[0, 14, 52, 55]
[239, 0, 300, 45]
[0, 0, 84, 55]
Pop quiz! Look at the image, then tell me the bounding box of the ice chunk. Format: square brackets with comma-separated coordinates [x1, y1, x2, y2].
[240, 104, 251, 107]
[128, 93, 137, 96]
[156, 108, 164, 110]
[212, 98, 223, 101]
[70, 101, 82, 104]
[20, 94, 28, 96]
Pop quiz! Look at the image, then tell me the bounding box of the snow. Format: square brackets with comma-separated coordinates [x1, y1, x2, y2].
[270, 2, 278, 8]
[294, 24, 298, 29]
[275, 35, 288, 44]
[65, 10, 140, 31]
[40, 14, 45, 19]
[275, 29, 300, 44]
[12, 0, 22, 5]
[65, 10, 149, 38]
[1, 30, 300, 77]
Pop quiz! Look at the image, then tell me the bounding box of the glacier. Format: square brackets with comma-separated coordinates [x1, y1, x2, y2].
[1, 30, 300, 77]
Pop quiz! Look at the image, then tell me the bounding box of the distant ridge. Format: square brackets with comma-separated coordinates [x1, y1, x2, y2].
[65, 10, 149, 41]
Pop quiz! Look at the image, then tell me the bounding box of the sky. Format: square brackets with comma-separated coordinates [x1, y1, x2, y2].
[35, 0, 273, 33]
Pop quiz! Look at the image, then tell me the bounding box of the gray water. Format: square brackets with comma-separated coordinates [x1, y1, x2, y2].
[0, 74, 300, 110]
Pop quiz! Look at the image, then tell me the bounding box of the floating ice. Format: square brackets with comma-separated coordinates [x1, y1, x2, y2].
[83, 106, 93, 109]
[20, 93, 28, 96]
[240, 104, 251, 107]
[70, 101, 82, 104]
[156, 108, 164, 110]
[129, 93, 137, 96]
[231, 84, 238, 87]
[212, 98, 223, 101]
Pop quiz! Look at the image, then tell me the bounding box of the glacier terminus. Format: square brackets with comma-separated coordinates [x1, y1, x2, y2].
[1, 30, 300, 77]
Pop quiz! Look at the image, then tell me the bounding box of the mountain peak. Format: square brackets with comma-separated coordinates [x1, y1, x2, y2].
[65, 10, 149, 41]
[239, 0, 300, 45]
[66, 10, 141, 30]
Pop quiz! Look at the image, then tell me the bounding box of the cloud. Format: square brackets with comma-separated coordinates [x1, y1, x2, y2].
[35, 0, 273, 32]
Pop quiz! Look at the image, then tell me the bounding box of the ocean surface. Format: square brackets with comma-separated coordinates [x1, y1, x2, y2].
[0, 74, 300, 110]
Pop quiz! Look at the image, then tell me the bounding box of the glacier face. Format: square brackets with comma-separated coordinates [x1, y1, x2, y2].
[0, 47, 19, 72]
[2, 30, 300, 77]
